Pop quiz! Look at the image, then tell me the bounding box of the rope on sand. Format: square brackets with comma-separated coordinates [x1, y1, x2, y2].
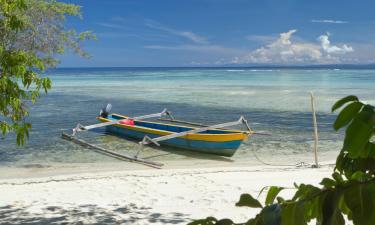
[250, 148, 312, 168]
[250, 148, 336, 168]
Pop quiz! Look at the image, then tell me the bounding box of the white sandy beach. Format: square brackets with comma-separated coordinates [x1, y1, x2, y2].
[0, 157, 335, 225]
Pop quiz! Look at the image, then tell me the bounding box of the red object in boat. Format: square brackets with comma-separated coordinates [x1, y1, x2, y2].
[119, 119, 135, 126]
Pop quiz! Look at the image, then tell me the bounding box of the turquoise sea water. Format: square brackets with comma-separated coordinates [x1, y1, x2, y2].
[1, 68, 375, 166]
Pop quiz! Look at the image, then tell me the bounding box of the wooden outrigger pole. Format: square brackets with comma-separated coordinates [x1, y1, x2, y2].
[62, 132, 163, 169]
[158, 118, 271, 136]
[139, 116, 253, 147]
[71, 108, 173, 136]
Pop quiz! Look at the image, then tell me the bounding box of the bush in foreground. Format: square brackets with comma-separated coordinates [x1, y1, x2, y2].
[190, 95, 375, 225]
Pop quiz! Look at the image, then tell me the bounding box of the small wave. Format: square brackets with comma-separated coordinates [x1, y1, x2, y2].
[225, 91, 256, 95]
[226, 69, 245, 72]
[250, 69, 278, 72]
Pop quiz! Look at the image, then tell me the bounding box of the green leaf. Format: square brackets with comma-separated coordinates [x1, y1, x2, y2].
[344, 184, 374, 225]
[236, 194, 263, 208]
[261, 204, 281, 225]
[334, 152, 346, 174]
[276, 197, 285, 204]
[351, 171, 366, 181]
[321, 191, 344, 225]
[329, 210, 345, 225]
[244, 218, 256, 225]
[338, 195, 352, 220]
[332, 172, 344, 184]
[281, 202, 306, 225]
[256, 186, 269, 199]
[216, 219, 233, 225]
[292, 184, 321, 201]
[188, 217, 218, 225]
[320, 178, 336, 189]
[265, 186, 284, 205]
[366, 142, 375, 157]
[343, 105, 375, 158]
[332, 95, 359, 112]
[333, 101, 363, 130]
[306, 197, 321, 222]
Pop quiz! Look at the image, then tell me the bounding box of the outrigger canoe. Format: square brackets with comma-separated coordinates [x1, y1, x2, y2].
[97, 113, 251, 157]
[66, 107, 253, 163]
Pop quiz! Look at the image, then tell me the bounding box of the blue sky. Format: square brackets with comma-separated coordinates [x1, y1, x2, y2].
[60, 0, 375, 67]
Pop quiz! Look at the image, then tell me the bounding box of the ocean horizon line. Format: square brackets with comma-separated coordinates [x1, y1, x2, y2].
[54, 64, 375, 70]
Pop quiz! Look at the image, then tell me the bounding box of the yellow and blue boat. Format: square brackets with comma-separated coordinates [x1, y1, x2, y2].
[97, 113, 250, 157]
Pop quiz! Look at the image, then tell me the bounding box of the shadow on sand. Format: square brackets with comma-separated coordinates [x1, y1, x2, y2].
[0, 204, 190, 225]
[97, 132, 235, 163]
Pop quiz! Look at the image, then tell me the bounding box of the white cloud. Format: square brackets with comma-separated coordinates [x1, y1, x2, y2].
[318, 34, 353, 54]
[246, 34, 277, 43]
[232, 29, 354, 64]
[96, 16, 128, 29]
[111, 16, 127, 23]
[340, 43, 375, 64]
[144, 20, 208, 44]
[96, 22, 124, 29]
[144, 44, 244, 55]
[311, 19, 348, 24]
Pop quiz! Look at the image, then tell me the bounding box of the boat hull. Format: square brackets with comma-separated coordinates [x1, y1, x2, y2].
[98, 115, 249, 157]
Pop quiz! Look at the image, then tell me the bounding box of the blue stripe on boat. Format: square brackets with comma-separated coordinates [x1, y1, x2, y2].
[106, 125, 241, 157]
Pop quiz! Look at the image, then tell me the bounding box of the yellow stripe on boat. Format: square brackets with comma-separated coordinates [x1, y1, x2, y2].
[97, 115, 249, 142]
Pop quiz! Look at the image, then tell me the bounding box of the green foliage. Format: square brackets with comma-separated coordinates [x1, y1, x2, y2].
[236, 194, 263, 208]
[189, 96, 375, 225]
[333, 102, 363, 131]
[265, 187, 284, 206]
[331, 95, 359, 112]
[0, 0, 95, 145]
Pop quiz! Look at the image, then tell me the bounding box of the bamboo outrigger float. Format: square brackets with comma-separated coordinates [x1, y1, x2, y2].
[61, 132, 163, 169]
[62, 105, 255, 168]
